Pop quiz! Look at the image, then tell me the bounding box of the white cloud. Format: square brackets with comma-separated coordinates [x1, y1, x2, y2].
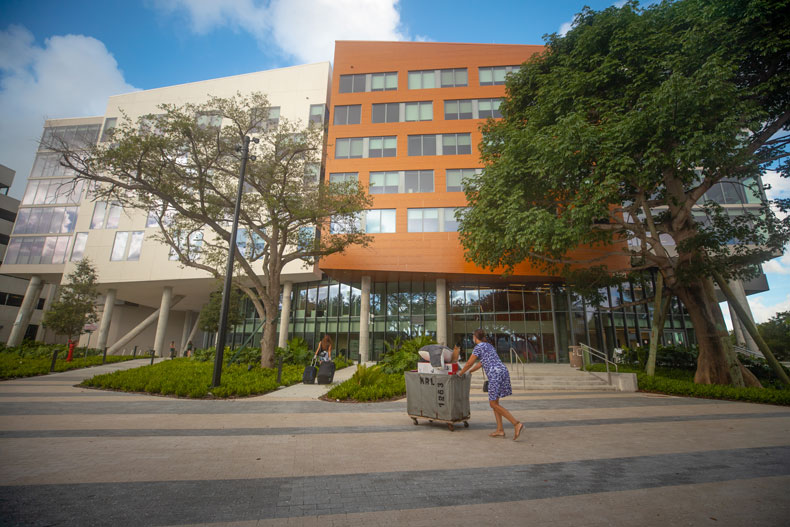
[152, 0, 407, 64]
[558, 21, 574, 37]
[747, 293, 790, 324]
[0, 25, 137, 198]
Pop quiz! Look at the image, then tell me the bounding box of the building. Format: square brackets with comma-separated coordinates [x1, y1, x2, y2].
[0, 42, 768, 360]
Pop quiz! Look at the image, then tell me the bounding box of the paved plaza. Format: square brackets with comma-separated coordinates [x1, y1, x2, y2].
[1, 360, 789, 526]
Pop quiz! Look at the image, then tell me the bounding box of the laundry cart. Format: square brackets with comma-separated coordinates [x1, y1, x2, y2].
[404, 371, 471, 431]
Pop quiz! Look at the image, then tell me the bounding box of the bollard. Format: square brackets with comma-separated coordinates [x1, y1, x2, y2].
[50, 349, 59, 372]
[276, 357, 283, 384]
[150, 350, 155, 365]
[132, 346, 137, 358]
[102, 346, 108, 364]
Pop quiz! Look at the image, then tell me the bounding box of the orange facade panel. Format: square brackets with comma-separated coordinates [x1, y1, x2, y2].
[321, 41, 628, 279]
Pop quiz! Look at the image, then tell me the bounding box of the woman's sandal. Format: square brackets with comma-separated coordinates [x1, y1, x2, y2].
[489, 431, 505, 438]
[513, 422, 524, 441]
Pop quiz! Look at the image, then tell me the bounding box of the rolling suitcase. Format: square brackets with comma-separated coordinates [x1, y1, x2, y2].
[317, 360, 336, 384]
[303, 359, 317, 384]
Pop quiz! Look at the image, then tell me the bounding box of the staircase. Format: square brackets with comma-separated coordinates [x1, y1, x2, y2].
[467, 363, 616, 392]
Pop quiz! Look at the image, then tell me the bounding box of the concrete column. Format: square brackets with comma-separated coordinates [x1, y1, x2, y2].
[180, 311, 194, 355]
[96, 289, 117, 351]
[35, 284, 59, 342]
[106, 295, 184, 355]
[7, 275, 44, 347]
[728, 302, 746, 346]
[728, 279, 759, 353]
[359, 276, 371, 363]
[436, 278, 448, 346]
[278, 281, 293, 349]
[153, 286, 173, 357]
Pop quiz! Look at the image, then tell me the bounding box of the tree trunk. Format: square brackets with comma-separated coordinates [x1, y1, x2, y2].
[673, 277, 759, 387]
[260, 316, 277, 369]
[646, 273, 670, 377]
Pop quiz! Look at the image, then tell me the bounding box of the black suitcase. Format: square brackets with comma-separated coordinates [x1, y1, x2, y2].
[303, 359, 317, 384]
[317, 361, 336, 384]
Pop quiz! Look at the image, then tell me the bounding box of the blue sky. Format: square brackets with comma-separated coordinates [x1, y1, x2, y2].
[0, 0, 788, 325]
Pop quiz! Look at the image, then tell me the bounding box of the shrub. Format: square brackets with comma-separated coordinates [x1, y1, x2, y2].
[0, 350, 136, 379]
[379, 335, 436, 374]
[80, 359, 304, 398]
[274, 337, 312, 365]
[326, 364, 406, 401]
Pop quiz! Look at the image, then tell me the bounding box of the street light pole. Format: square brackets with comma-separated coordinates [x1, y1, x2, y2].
[211, 135, 257, 388]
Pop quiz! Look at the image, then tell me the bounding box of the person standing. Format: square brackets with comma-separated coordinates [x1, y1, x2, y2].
[169, 340, 176, 359]
[314, 334, 332, 363]
[186, 340, 193, 358]
[457, 328, 524, 440]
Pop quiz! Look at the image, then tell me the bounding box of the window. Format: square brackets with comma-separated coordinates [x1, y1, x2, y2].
[440, 68, 468, 87]
[309, 104, 325, 125]
[22, 178, 85, 205]
[444, 100, 474, 120]
[408, 70, 436, 90]
[334, 105, 361, 125]
[70, 232, 88, 261]
[368, 170, 434, 194]
[89, 201, 122, 229]
[442, 133, 472, 155]
[100, 118, 117, 142]
[330, 213, 361, 234]
[369, 172, 400, 194]
[365, 209, 396, 233]
[13, 206, 78, 234]
[105, 202, 122, 229]
[169, 231, 203, 261]
[371, 103, 400, 124]
[111, 231, 144, 261]
[39, 124, 101, 150]
[404, 170, 434, 193]
[329, 172, 358, 184]
[446, 168, 481, 192]
[479, 66, 520, 86]
[267, 107, 280, 128]
[408, 208, 460, 232]
[303, 163, 320, 186]
[335, 138, 364, 159]
[196, 112, 222, 129]
[3, 235, 71, 265]
[478, 98, 502, 118]
[30, 153, 70, 179]
[368, 136, 397, 157]
[339, 72, 396, 93]
[408, 135, 437, 156]
[251, 106, 280, 132]
[405, 101, 432, 121]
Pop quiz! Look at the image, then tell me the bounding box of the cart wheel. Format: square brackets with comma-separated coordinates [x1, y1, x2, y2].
[412, 418, 418, 425]
[448, 423, 455, 431]
[428, 420, 433, 423]
[464, 421, 469, 428]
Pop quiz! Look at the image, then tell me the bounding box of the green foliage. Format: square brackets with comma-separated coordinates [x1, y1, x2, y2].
[274, 337, 312, 365]
[586, 364, 790, 405]
[80, 359, 304, 398]
[757, 310, 790, 361]
[42, 259, 100, 340]
[326, 364, 406, 402]
[737, 352, 790, 389]
[616, 344, 699, 371]
[379, 335, 437, 374]
[198, 286, 243, 333]
[0, 349, 136, 379]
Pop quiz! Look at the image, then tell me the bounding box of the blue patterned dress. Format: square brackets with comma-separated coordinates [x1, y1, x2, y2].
[473, 342, 512, 401]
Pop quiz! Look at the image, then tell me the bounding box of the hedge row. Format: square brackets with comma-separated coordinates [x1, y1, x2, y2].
[586, 364, 790, 405]
[79, 358, 304, 398]
[0, 353, 137, 380]
[326, 364, 406, 402]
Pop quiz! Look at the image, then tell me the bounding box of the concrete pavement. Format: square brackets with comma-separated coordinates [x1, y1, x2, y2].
[1, 360, 789, 526]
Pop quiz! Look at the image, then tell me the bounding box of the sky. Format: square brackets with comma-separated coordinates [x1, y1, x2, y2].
[0, 0, 788, 326]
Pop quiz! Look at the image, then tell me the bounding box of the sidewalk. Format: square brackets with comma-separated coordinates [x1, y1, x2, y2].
[1, 359, 789, 526]
[260, 364, 359, 399]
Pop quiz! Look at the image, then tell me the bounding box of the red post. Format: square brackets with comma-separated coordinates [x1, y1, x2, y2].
[66, 339, 75, 362]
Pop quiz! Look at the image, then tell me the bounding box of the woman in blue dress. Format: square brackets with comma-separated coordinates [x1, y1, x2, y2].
[457, 328, 524, 440]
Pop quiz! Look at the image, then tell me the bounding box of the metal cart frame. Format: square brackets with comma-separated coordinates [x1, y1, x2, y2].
[405, 371, 471, 431]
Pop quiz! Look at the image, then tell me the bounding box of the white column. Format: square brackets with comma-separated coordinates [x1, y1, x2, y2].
[180, 310, 194, 356]
[728, 302, 746, 346]
[153, 286, 173, 357]
[278, 281, 293, 349]
[728, 279, 759, 353]
[96, 289, 117, 351]
[436, 278, 447, 346]
[35, 284, 58, 341]
[7, 275, 44, 347]
[106, 295, 184, 355]
[359, 276, 371, 363]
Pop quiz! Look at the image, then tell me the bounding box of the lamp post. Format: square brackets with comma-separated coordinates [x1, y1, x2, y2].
[212, 135, 258, 388]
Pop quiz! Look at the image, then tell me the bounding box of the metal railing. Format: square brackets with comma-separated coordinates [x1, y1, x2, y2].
[733, 344, 764, 359]
[579, 343, 618, 385]
[509, 347, 527, 390]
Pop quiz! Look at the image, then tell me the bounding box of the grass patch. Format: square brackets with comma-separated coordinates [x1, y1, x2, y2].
[0, 352, 137, 380]
[586, 364, 790, 406]
[80, 358, 304, 398]
[326, 364, 406, 402]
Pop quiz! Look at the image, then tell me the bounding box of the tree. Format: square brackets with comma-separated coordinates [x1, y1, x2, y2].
[460, 0, 790, 386]
[758, 311, 790, 361]
[42, 258, 100, 349]
[199, 285, 243, 333]
[52, 93, 371, 368]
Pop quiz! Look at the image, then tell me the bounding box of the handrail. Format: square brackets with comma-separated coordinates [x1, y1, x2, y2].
[733, 344, 764, 359]
[579, 343, 618, 385]
[509, 347, 527, 390]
